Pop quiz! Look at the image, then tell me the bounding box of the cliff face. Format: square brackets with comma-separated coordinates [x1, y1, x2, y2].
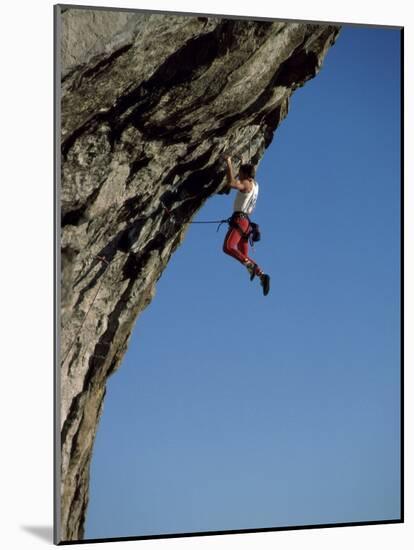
[58, 7, 340, 541]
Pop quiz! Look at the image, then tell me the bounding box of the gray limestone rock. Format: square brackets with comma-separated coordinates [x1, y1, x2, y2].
[57, 5, 340, 541]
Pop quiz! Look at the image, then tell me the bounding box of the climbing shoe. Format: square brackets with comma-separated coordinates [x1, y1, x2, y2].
[245, 261, 256, 281]
[260, 274, 270, 296]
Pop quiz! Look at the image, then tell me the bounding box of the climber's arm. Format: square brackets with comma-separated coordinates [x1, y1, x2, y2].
[225, 156, 250, 192]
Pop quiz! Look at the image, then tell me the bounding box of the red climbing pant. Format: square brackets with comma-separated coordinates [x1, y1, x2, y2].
[222, 214, 263, 276]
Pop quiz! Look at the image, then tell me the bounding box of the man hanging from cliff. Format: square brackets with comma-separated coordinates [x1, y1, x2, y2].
[222, 156, 270, 296]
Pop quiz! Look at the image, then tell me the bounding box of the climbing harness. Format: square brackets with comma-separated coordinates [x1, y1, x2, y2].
[229, 212, 261, 246]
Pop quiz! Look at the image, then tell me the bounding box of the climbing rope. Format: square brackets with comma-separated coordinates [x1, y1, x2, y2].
[161, 201, 229, 231]
[191, 219, 230, 233]
[190, 219, 228, 226]
[61, 255, 112, 367]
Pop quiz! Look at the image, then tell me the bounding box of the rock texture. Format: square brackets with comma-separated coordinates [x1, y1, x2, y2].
[58, 6, 340, 541]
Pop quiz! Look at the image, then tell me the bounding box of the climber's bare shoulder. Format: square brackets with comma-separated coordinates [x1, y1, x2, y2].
[230, 178, 252, 192]
[238, 177, 254, 193]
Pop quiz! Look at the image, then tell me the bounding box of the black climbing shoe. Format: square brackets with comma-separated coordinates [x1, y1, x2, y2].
[260, 274, 270, 296]
[245, 261, 256, 281]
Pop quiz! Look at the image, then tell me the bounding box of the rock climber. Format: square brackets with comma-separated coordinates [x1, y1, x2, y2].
[222, 155, 270, 296]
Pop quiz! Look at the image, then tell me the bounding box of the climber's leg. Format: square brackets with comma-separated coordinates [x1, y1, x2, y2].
[236, 223, 269, 294]
[223, 222, 248, 264]
[223, 216, 269, 294]
[237, 237, 263, 277]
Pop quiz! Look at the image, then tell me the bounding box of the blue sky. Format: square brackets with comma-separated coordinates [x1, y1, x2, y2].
[84, 23, 401, 540]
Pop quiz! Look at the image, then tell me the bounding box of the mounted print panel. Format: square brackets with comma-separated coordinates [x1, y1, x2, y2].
[54, 3, 403, 545]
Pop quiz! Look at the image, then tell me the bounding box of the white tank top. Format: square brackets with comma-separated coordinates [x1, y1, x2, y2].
[233, 180, 259, 215]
